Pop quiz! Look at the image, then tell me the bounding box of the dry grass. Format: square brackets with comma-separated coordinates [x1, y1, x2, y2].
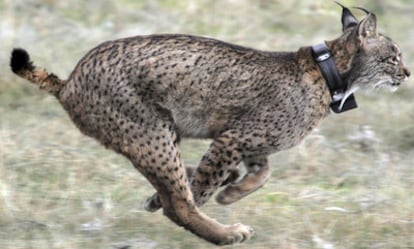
[1, 0, 413, 248]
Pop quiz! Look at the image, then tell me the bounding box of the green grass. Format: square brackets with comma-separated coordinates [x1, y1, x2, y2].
[1, 0, 413, 248]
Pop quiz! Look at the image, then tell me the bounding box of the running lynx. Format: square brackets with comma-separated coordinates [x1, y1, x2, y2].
[10, 4, 409, 245]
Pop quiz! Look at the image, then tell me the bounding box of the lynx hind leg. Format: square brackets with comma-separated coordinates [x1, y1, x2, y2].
[144, 166, 240, 212]
[216, 156, 270, 205]
[130, 125, 253, 245]
[144, 166, 196, 212]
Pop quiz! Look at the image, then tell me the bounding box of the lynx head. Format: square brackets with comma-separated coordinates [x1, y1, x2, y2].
[333, 3, 410, 109]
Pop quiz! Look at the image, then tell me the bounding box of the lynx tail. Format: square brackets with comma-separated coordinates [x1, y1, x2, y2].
[10, 48, 65, 96]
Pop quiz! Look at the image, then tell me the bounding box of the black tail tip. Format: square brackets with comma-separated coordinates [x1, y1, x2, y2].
[10, 48, 34, 74]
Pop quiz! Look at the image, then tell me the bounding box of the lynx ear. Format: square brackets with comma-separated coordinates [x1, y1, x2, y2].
[356, 12, 377, 39]
[335, 2, 358, 31]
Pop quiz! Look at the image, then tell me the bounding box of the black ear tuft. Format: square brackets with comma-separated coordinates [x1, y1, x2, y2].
[353, 6, 370, 15]
[10, 48, 34, 74]
[335, 1, 358, 31]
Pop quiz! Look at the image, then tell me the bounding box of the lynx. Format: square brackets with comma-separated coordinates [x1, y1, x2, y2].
[10, 4, 409, 245]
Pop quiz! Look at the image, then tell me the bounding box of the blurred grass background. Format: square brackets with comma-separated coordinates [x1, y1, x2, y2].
[1, 0, 413, 248]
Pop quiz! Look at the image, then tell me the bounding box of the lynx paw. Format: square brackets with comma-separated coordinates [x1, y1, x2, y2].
[144, 193, 161, 212]
[216, 183, 258, 205]
[216, 166, 270, 205]
[219, 223, 255, 245]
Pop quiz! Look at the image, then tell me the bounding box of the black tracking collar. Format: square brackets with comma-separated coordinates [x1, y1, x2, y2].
[311, 43, 357, 113]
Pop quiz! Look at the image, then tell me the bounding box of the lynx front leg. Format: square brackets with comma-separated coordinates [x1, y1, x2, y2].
[216, 156, 270, 205]
[190, 130, 243, 206]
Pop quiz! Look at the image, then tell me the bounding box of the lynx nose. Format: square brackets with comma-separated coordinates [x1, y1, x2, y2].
[404, 67, 411, 78]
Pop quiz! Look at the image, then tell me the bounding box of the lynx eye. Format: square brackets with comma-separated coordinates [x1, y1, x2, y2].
[389, 56, 400, 64]
[383, 56, 399, 65]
